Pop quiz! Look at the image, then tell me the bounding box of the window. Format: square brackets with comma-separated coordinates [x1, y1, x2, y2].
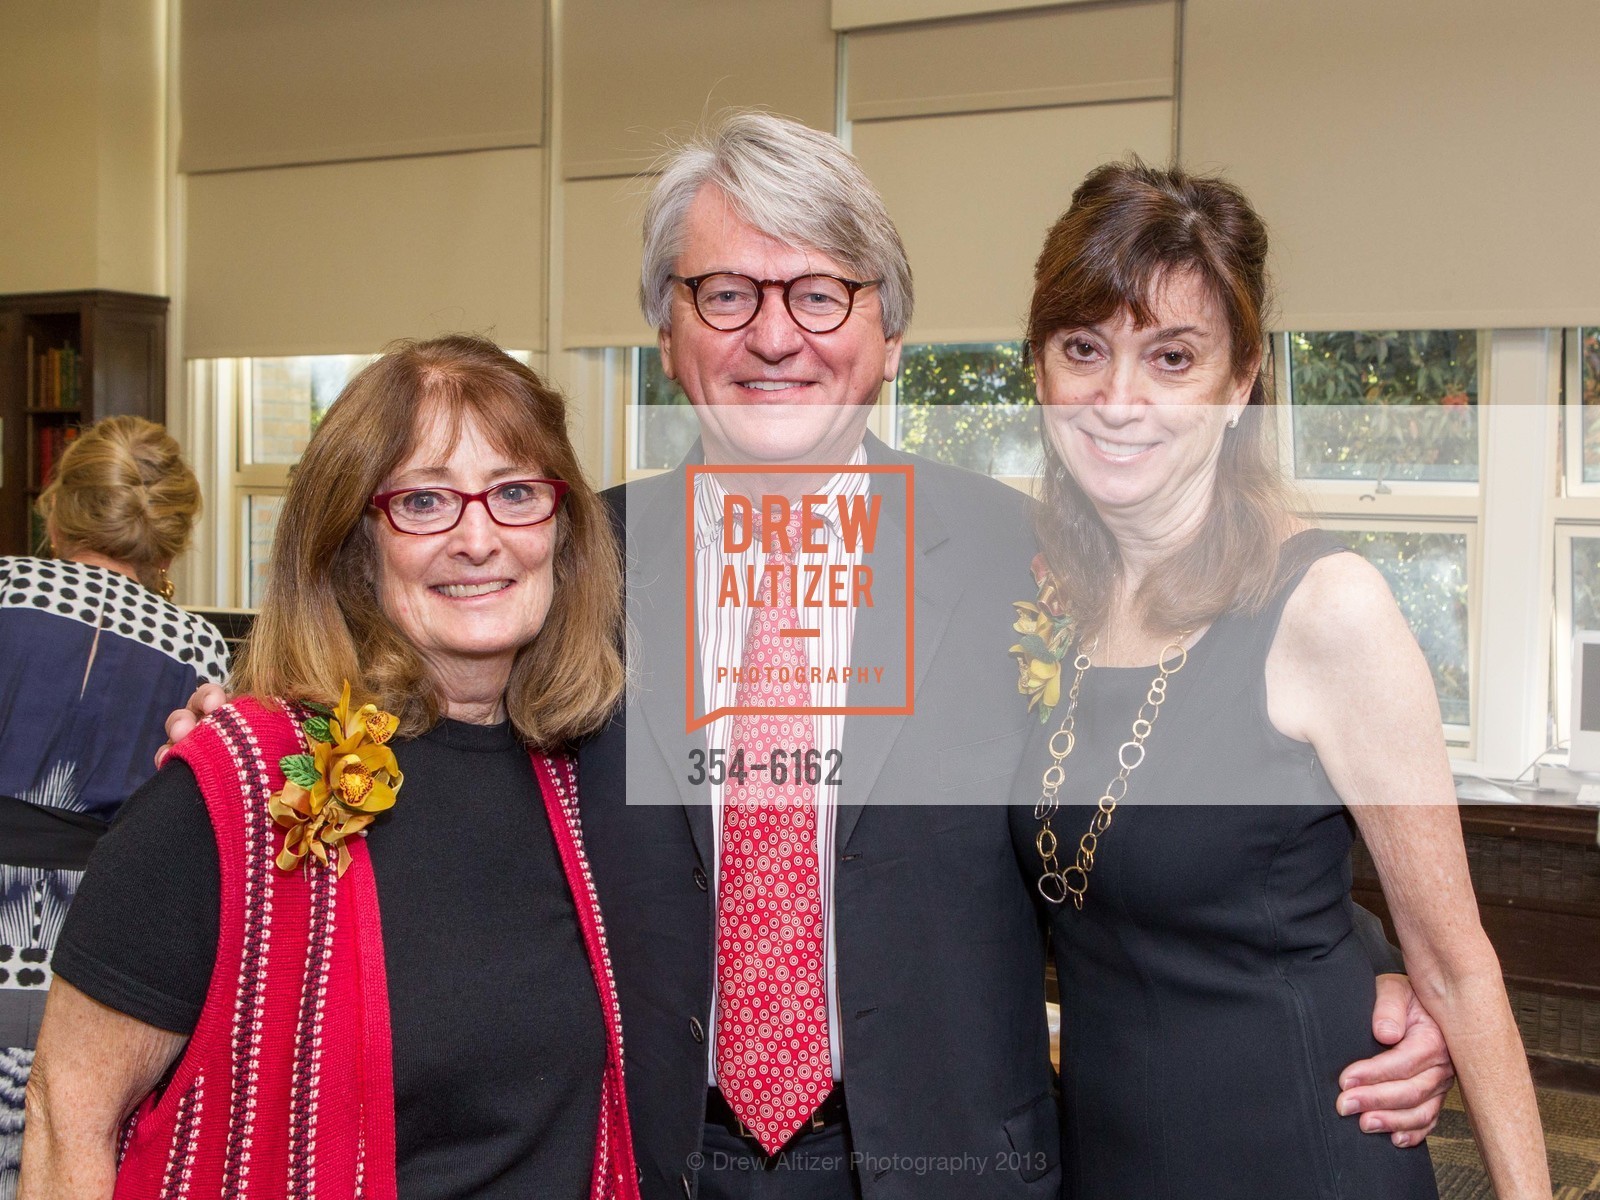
[615, 328, 1574, 773]
[244, 493, 285, 608]
[246, 355, 373, 466]
[1328, 529, 1471, 727]
[1552, 329, 1600, 743]
[1582, 328, 1600, 484]
[194, 350, 529, 608]
[1283, 330, 1485, 748]
[1287, 330, 1479, 483]
[226, 354, 376, 606]
[1570, 537, 1600, 632]
[631, 347, 696, 473]
[890, 342, 1038, 478]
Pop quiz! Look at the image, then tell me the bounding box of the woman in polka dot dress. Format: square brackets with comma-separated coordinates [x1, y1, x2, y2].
[0, 416, 227, 1199]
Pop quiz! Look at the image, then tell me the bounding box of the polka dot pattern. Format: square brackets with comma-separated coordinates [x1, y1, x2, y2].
[714, 515, 831, 1155]
[0, 557, 230, 683]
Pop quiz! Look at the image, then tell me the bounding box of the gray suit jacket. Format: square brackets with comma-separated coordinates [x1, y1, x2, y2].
[579, 436, 1060, 1200]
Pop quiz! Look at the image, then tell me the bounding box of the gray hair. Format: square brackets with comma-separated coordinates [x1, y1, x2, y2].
[638, 111, 914, 338]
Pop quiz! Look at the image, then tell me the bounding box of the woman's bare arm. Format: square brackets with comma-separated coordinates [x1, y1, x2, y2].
[20, 979, 187, 1199]
[1269, 552, 1550, 1199]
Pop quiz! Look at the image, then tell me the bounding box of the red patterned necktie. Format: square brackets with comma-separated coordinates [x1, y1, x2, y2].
[714, 511, 832, 1154]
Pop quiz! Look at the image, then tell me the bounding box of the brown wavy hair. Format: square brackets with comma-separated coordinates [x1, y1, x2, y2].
[1028, 159, 1295, 637]
[37, 415, 201, 594]
[232, 335, 623, 748]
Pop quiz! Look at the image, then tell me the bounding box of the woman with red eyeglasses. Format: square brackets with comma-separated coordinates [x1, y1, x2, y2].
[20, 335, 639, 1200]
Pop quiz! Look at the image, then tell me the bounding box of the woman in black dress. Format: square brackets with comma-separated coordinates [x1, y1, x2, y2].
[1011, 163, 1548, 1199]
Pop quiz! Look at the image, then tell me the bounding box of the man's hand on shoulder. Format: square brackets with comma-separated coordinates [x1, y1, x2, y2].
[155, 682, 230, 768]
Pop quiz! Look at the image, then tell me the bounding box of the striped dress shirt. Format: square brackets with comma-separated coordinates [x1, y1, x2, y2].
[693, 443, 871, 1083]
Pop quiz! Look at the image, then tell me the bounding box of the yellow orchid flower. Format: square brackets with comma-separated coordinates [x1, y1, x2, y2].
[1032, 660, 1063, 712]
[330, 680, 398, 750]
[327, 746, 402, 814]
[1010, 561, 1075, 721]
[267, 682, 404, 876]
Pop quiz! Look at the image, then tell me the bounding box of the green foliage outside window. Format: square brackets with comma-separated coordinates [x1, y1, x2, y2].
[1289, 331, 1479, 482]
[894, 342, 1039, 476]
[1574, 537, 1600, 635]
[1582, 329, 1600, 483]
[635, 347, 696, 470]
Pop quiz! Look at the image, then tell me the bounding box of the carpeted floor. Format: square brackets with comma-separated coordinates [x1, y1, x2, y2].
[1430, 1085, 1600, 1199]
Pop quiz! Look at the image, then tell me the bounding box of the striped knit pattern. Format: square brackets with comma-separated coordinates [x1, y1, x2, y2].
[110, 704, 639, 1200]
[116, 1109, 136, 1168]
[533, 753, 640, 1200]
[156, 1079, 202, 1199]
[112, 700, 395, 1200]
[211, 706, 274, 1199]
[287, 860, 335, 1197]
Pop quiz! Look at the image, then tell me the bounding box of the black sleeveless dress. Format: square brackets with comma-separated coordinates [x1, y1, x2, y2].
[1008, 532, 1438, 1200]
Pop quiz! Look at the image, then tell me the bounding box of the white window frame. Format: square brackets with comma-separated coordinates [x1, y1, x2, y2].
[623, 345, 673, 483]
[227, 360, 294, 608]
[1275, 330, 1487, 514]
[1275, 329, 1560, 779]
[1560, 327, 1600, 499]
[1275, 332, 1482, 757]
[1550, 327, 1600, 744]
[1552, 523, 1600, 742]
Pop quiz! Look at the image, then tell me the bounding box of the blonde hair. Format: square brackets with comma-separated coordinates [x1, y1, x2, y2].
[37, 415, 201, 594]
[231, 335, 624, 749]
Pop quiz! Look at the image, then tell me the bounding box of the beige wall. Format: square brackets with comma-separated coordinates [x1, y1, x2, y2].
[1181, 0, 1600, 330]
[9, 0, 1596, 606]
[0, 0, 101, 292]
[7, 0, 1600, 344]
[94, 0, 165, 294]
[0, 0, 163, 296]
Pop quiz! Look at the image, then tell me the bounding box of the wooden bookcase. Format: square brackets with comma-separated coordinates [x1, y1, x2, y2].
[0, 291, 168, 556]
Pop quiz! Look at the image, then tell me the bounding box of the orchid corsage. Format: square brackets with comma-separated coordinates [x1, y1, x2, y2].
[268, 681, 403, 876]
[1010, 553, 1075, 722]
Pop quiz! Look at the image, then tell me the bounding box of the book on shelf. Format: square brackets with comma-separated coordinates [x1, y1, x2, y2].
[35, 423, 80, 489]
[31, 344, 81, 408]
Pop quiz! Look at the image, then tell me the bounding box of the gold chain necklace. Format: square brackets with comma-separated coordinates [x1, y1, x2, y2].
[1034, 631, 1192, 910]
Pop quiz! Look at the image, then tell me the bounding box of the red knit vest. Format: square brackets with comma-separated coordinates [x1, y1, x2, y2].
[112, 698, 639, 1200]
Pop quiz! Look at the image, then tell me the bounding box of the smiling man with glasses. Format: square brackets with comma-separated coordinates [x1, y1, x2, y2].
[575, 111, 1458, 1200]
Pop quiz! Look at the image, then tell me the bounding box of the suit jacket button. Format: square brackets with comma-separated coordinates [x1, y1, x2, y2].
[690, 1017, 706, 1043]
[692, 866, 708, 891]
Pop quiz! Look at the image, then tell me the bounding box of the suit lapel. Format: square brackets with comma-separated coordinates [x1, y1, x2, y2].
[635, 439, 968, 860]
[628, 464, 716, 869]
[836, 437, 960, 850]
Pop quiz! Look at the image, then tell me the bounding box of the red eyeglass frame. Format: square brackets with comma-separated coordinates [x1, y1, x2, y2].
[368, 478, 569, 535]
